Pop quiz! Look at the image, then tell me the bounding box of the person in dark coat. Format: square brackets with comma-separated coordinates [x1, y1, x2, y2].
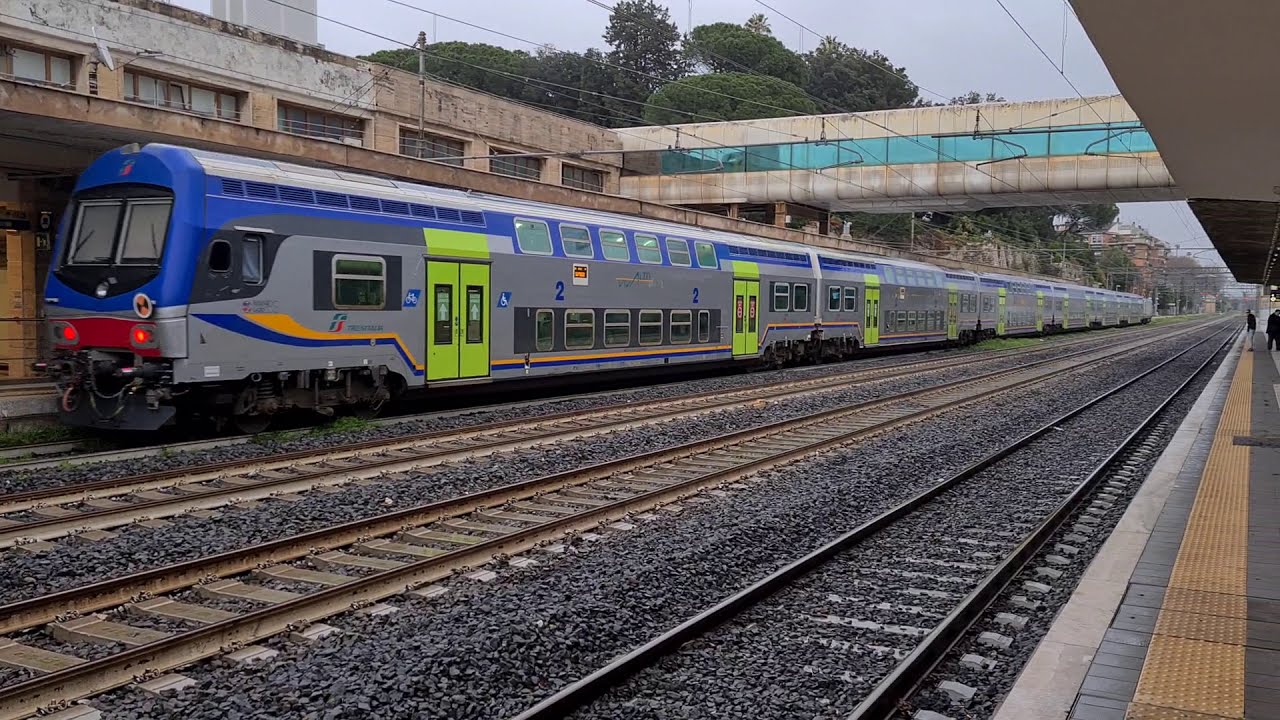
[1268, 310, 1280, 351]
[1247, 310, 1257, 334]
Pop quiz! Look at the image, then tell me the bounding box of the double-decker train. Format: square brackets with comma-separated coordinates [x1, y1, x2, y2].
[39, 144, 1150, 431]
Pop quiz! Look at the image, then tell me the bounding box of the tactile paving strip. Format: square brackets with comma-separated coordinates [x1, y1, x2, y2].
[1130, 349, 1252, 719]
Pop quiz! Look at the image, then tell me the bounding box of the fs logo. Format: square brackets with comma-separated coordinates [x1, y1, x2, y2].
[119, 159, 135, 177]
[328, 313, 348, 332]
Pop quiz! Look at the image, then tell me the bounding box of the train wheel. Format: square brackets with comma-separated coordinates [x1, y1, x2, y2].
[233, 414, 272, 434]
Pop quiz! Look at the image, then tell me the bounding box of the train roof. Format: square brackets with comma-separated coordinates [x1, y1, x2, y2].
[116, 145, 1121, 297]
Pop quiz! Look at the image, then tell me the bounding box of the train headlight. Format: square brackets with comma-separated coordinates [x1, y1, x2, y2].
[95, 282, 109, 298]
[130, 324, 158, 349]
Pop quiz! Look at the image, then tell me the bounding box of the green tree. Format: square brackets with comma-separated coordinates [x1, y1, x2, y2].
[361, 42, 535, 99]
[525, 47, 629, 126]
[685, 22, 808, 87]
[604, 0, 688, 105]
[644, 72, 816, 125]
[1097, 246, 1138, 291]
[949, 91, 1006, 105]
[1058, 204, 1119, 234]
[804, 38, 919, 112]
[745, 13, 772, 35]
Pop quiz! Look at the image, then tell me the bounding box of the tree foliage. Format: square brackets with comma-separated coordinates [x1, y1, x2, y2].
[949, 91, 1006, 105]
[1058, 204, 1119, 235]
[361, 42, 535, 99]
[804, 38, 919, 112]
[644, 72, 816, 125]
[604, 0, 687, 105]
[685, 22, 808, 87]
[745, 13, 772, 35]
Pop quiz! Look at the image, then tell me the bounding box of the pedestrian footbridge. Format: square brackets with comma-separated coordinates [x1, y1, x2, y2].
[618, 96, 1177, 213]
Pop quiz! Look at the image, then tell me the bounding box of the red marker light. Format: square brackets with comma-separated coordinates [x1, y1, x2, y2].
[130, 324, 157, 349]
[133, 328, 149, 344]
[62, 325, 77, 342]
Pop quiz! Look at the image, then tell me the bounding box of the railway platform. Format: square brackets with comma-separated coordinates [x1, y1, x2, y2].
[0, 382, 56, 431]
[993, 330, 1280, 720]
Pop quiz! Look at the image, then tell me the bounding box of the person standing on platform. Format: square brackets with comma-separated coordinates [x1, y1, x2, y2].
[1268, 309, 1280, 351]
[1247, 310, 1257, 334]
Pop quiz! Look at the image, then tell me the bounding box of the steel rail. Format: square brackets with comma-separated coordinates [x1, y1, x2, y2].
[504, 324, 1234, 720]
[0, 320, 1190, 495]
[845, 332, 1239, 719]
[0, 323, 1219, 720]
[0, 325, 1177, 636]
[0, 325, 1207, 546]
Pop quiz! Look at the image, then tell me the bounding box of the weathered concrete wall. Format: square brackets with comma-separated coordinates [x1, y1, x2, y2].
[0, 80, 1071, 282]
[0, 0, 620, 184]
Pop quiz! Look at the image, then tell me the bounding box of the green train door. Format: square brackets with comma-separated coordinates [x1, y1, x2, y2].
[732, 279, 760, 356]
[1062, 296, 1070, 329]
[1035, 290, 1045, 332]
[946, 287, 959, 340]
[996, 287, 1008, 336]
[863, 274, 880, 345]
[427, 261, 490, 381]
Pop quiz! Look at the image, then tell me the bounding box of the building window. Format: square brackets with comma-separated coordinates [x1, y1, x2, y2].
[562, 164, 605, 192]
[400, 129, 466, 165]
[4, 46, 73, 87]
[278, 103, 363, 142]
[490, 149, 542, 181]
[123, 71, 240, 121]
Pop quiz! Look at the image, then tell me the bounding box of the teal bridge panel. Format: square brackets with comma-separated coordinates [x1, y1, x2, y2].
[651, 121, 1157, 175]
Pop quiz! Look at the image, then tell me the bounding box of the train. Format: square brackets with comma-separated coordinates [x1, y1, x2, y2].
[39, 144, 1151, 432]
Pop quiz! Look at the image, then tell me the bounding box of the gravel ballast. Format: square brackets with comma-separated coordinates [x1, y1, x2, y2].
[79, 325, 1228, 719]
[0, 330, 1190, 604]
[0, 326, 1175, 497]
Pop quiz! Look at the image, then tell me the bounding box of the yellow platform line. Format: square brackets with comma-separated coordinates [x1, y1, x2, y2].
[1128, 347, 1253, 720]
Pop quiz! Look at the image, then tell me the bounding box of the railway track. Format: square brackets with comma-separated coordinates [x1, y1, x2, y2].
[0, 320, 1222, 719]
[504, 324, 1234, 720]
[0, 322, 1209, 550]
[0, 321, 1178, 473]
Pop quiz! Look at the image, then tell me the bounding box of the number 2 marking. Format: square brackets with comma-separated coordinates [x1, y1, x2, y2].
[692, 287, 700, 304]
[554, 281, 565, 301]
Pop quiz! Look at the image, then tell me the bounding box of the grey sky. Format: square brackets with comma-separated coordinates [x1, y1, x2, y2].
[170, 0, 1221, 268]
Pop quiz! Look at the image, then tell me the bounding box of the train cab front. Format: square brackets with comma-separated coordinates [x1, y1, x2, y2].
[38, 143, 194, 431]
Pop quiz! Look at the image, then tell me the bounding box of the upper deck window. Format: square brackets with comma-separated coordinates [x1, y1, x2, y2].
[65, 197, 172, 266]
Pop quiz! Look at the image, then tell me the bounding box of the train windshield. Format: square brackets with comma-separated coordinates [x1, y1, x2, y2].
[64, 195, 172, 266]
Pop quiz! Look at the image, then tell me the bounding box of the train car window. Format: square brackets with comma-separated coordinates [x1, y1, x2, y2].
[514, 219, 554, 255]
[466, 286, 484, 343]
[604, 310, 631, 347]
[208, 240, 232, 273]
[883, 267, 895, 284]
[670, 310, 693, 344]
[600, 230, 630, 262]
[694, 242, 717, 269]
[560, 225, 594, 259]
[698, 310, 711, 342]
[118, 200, 172, 265]
[884, 310, 895, 333]
[564, 310, 595, 349]
[639, 310, 663, 345]
[793, 284, 810, 312]
[897, 311, 907, 329]
[828, 285, 842, 312]
[843, 287, 858, 312]
[665, 238, 692, 267]
[332, 255, 386, 309]
[907, 311, 917, 330]
[66, 201, 123, 265]
[433, 284, 453, 345]
[241, 236, 264, 285]
[635, 234, 662, 264]
[772, 282, 790, 312]
[535, 309, 554, 351]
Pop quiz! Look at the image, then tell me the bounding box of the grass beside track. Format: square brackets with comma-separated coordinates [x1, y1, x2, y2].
[966, 337, 1046, 352]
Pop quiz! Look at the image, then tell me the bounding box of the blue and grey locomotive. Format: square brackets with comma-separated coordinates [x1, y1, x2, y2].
[40, 144, 1150, 431]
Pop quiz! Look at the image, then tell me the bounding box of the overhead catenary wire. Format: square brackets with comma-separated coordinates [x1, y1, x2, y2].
[383, 0, 1085, 249]
[48, 0, 1081, 254]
